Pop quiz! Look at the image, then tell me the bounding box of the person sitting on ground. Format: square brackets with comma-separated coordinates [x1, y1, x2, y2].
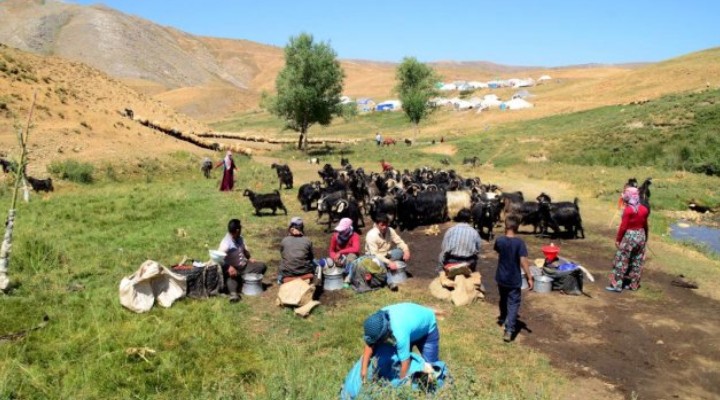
[361, 302, 442, 382]
[218, 218, 268, 303]
[438, 208, 482, 278]
[279, 217, 315, 284]
[329, 217, 361, 269]
[380, 159, 393, 172]
[365, 214, 410, 271]
[540, 245, 583, 295]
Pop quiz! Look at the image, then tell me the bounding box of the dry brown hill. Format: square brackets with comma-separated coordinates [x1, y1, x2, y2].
[0, 43, 214, 175]
[2, 0, 719, 168]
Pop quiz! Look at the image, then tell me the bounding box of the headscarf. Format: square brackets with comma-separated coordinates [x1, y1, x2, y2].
[363, 310, 390, 346]
[335, 218, 354, 246]
[224, 151, 233, 169]
[622, 186, 640, 213]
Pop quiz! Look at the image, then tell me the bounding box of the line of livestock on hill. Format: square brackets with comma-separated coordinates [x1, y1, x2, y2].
[249, 159, 586, 241]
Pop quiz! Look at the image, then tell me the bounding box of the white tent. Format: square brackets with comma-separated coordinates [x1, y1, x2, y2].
[453, 100, 474, 110]
[468, 81, 488, 89]
[439, 83, 457, 91]
[481, 94, 503, 108]
[339, 96, 353, 104]
[504, 98, 534, 110]
[538, 75, 552, 82]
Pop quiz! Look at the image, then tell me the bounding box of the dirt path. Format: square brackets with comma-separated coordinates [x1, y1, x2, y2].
[250, 155, 720, 400]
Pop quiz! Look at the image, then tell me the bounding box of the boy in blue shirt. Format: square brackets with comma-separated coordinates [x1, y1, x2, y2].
[360, 302, 441, 381]
[494, 215, 533, 342]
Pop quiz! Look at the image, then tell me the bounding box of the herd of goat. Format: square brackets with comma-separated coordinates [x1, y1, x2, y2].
[242, 158, 604, 240]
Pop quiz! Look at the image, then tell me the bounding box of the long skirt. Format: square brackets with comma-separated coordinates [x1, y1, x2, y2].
[219, 168, 234, 191]
[609, 229, 646, 290]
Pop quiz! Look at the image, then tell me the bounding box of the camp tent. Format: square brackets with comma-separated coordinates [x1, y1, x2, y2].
[453, 100, 474, 110]
[468, 81, 488, 89]
[340, 96, 353, 104]
[439, 83, 457, 91]
[504, 98, 534, 110]
[513, 90, 532, 99]
[538, 75, 552, 82]
[375, 100, 402, 112]
[356, 98, 375, 112]
[481, 94, 502, 108]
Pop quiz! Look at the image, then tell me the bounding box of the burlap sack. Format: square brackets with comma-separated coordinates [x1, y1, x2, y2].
[277, 279, 315, 307]
[429, 277, 452, 300]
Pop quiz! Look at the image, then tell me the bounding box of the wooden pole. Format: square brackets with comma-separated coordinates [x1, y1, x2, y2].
[0, 91, 36, 291]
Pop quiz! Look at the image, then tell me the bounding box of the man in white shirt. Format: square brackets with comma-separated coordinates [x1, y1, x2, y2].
[218, 218, 267, 302]
[365, 214, 410, 270]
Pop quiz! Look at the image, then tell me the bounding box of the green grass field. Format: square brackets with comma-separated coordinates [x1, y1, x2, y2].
[2, 89, 720, 399]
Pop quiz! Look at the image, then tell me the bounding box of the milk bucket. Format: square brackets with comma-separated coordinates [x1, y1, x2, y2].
[521, 271, 529, 290]
[323, 268, 344, 291]
[533, 275, 553, 294]
[387, 261, 408, 285]
[242, 273, 264, 296]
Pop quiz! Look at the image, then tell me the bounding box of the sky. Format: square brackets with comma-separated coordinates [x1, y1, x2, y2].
[65, 0, 720, 67]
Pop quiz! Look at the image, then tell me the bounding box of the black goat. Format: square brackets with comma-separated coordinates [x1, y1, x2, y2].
[368, 195, 398, 226]
[243, 189, 287, 216]
[0, 158, 17, 174]
[340, 157, 350, 167]
[297, 181, 322, 211]
[396, 190, 448, 231]
[463, 156, 479, 167]
[200, 158, 213, 179]
[536, 193, 585, 239]
[26, 176, 54, 192]
[327, 198, 364, 233]
[317, 190, 347, 222]
[271, 164, 293, 190]
[471, 198, 501, 240]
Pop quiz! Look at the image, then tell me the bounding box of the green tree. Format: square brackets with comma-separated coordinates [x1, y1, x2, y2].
[395, 57, 440, 137]
[265, 33, 345, 150]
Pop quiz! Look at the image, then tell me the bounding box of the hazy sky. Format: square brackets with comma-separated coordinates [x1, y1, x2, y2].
[65, 0, 720, 66]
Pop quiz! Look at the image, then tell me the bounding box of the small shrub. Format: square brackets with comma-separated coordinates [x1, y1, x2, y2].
[48, 159, 95, 184]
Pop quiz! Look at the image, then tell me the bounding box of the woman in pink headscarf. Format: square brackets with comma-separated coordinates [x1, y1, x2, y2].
[607, 186, 649, 292]
[216, 151, 236, 191]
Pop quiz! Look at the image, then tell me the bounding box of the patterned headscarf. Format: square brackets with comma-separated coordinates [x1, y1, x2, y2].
[622, 186, 640, 213]
[224, 151, 233, 169]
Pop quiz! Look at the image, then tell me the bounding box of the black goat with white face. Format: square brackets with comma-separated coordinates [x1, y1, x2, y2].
[326, 197, 363, 233]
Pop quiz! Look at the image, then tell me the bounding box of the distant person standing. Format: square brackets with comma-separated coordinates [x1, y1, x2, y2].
[375, 132, 383, 146]
[494, 214, 532, 342]
[216, 151, 236, 191]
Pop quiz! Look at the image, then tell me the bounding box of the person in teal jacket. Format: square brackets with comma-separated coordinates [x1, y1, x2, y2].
[360, 302, 442, 382]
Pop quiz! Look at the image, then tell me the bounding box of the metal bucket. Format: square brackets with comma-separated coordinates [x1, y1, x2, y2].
[521, 271, 529, 290]
[533, 275, 553, 294]
[242, 273, 263, 296]
[387, 262, 408, 285]
[323, 268, 344, 291]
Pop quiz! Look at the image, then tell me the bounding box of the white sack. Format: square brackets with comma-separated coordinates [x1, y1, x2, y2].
[119, 260, 186, 313]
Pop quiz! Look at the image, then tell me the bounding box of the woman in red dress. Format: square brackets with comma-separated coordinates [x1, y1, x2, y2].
[216, 151, 236, 191]
[607, 186, 649, 292]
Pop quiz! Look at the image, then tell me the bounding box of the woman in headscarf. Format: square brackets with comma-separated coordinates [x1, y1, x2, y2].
[328, 217, 361, 268]
[216, 151, 236, 191]
[607, 186, 649, 292]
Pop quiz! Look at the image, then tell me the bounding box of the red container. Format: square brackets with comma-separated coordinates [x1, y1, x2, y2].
[541, 244, 560, 259]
